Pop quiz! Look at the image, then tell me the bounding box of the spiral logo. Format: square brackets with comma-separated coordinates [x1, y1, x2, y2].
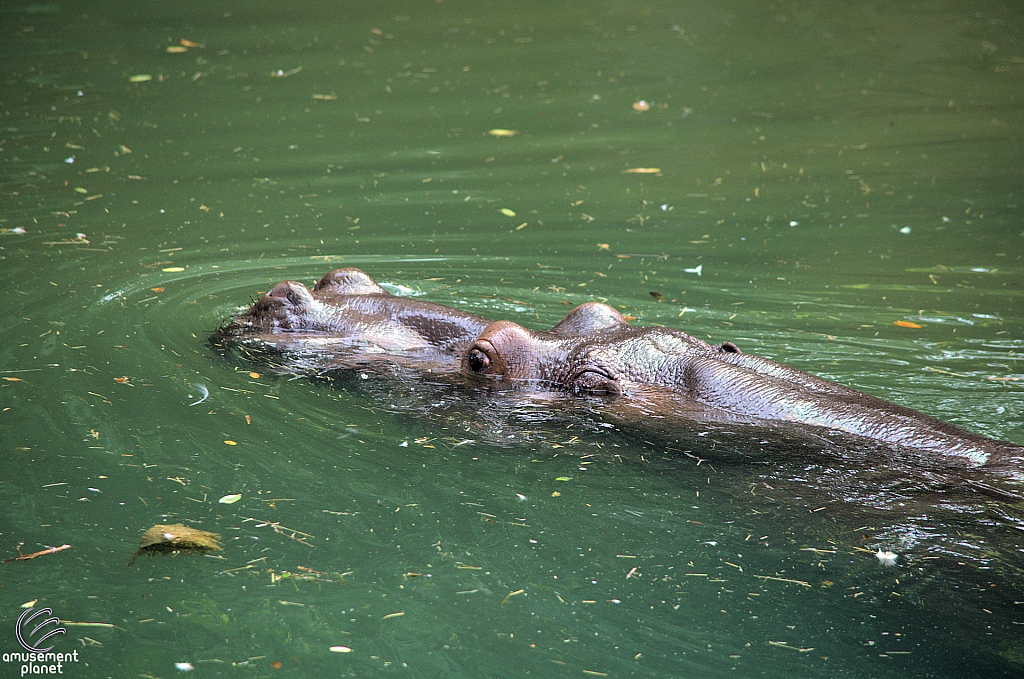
[16, 607, 65, 653]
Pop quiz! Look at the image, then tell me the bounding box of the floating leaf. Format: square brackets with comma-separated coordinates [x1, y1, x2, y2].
[162, 266, 185, 272]
[224, 440, 237, 446]
[623, 168, 661, 174]
[632, 100, 650, 112]
[500, 208, 516, 217]
[488, 129, 517, 137]
[218, 494, 242, 504]
[554, 476, 572, 482]
[179, 39, 201, 48]
[166, 46, 188, 54]
[249, 372, 261, 379]
[74, 187, 88, 194]
[329, 646, 352, 653]
[151, 287, 165, 292]
[894, 321, 922, 329]
[129, 74, 153, 83]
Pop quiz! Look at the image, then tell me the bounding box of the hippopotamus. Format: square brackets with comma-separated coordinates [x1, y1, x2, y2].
[212, 270, 1023, 481]
[462, 302, 1024, 474]
[211, 268, 491, 372]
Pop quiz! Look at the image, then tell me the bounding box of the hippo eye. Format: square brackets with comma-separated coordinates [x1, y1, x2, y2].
[573, 370, 621, 395]
[467, 348, 490, 373]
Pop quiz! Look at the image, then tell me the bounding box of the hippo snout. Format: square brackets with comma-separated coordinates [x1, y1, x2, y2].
[266, 280, 314, 307]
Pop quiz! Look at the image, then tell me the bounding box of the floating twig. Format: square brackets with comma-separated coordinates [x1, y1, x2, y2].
[241, 517, 314, 546]
[3, 544, 71, 564]
[768, 641, 814, 652]
[753, 574, 811, 588]
[500, 589, 526, 606]
[61, 621, 124, 630]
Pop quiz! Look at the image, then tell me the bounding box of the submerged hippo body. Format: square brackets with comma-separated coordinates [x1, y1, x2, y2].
[212, 268, 491, 371]
[463, 303, 1024, 473]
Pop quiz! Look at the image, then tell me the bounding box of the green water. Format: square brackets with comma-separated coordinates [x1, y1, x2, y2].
[2, 1, 1022, 677]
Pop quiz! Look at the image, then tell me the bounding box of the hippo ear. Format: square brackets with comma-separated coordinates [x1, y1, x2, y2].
[314, 268, 387, 295]
[551, 302, 628, 336]
[463, 321, 533, 379]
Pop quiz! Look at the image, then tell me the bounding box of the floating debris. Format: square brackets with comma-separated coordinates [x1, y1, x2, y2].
[875, 548, 898, 566]
[128, 523, 222, 565]
[488, 129, 517, 137]
[632, 100, 650, 112]
[188, 383, 209, 406]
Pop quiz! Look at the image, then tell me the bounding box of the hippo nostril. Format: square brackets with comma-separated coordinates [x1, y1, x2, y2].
[468, 349, 490, 372]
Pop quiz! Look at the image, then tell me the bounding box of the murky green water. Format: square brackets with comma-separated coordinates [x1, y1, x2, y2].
[2, 1, 1023, 677]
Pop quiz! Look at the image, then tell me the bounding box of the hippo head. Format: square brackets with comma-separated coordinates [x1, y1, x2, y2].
[215, 279, 318, 336]
[463, 303, 629, 395]
[463, 302, 726, 397]
[215, 268, 391, 339]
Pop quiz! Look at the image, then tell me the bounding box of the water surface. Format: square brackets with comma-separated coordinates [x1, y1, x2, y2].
[2, 1, 1022, 677]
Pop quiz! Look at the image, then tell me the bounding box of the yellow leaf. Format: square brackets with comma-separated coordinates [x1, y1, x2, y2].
[166, 46, 188, 53]
[488, 129, 517, 137]
[623, 168, 661, 174]
[224, 440, 237, 446]
[500, 208, 516, 217]
[129, 74, 153, 83]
